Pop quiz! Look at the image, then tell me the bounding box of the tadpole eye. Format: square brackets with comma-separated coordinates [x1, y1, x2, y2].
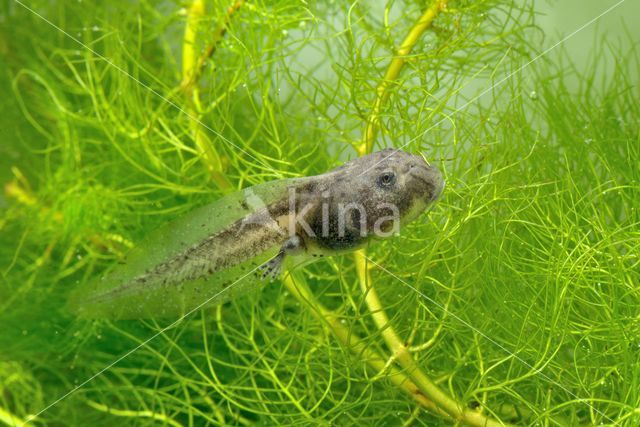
[377, 171, 396, 188]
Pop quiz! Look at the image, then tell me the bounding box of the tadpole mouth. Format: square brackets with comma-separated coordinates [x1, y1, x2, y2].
[432, 176, 444, 200]
[410, 162, 444, 201]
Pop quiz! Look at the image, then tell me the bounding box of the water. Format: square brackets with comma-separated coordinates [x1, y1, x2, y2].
[1, 1, 638, 426]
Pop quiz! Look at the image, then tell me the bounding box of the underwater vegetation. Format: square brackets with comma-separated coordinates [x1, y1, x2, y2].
[0, 0, 639, 425]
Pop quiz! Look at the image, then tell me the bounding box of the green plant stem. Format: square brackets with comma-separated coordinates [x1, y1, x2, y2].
[358, 0, 448, 155]
[84, 400, 182, 427]
[180, 0, 244, 93]
[182, 0, 232, 189]
[0, 406, 33, 427]
[354, 1, 511, 425]
[355, 253, 511, 427]
[282, 273, 448, 418]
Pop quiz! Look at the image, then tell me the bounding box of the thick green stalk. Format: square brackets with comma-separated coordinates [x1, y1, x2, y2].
[355, 253, 511, 426]
[0, 406, 33, 427]
[182, 0, 231, 189]
[358, 0, 448, 155]
[282, 273, 447, 417]
[354, 1, 512, 425]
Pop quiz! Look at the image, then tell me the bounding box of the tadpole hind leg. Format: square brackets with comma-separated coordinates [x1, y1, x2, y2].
[258, 235, 304, 281]
[260, 251, 284, 281]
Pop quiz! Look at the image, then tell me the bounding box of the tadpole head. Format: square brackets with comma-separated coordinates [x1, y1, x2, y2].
[335, 148, 445, 226]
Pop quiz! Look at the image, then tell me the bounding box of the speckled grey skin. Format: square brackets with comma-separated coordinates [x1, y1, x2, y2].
[256, 148, 444, 277]
[292, 148, 443, 250]
[76, 149, 443, 314]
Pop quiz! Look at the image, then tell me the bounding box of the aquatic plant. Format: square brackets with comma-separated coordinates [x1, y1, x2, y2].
[1, 0, 638, 425]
